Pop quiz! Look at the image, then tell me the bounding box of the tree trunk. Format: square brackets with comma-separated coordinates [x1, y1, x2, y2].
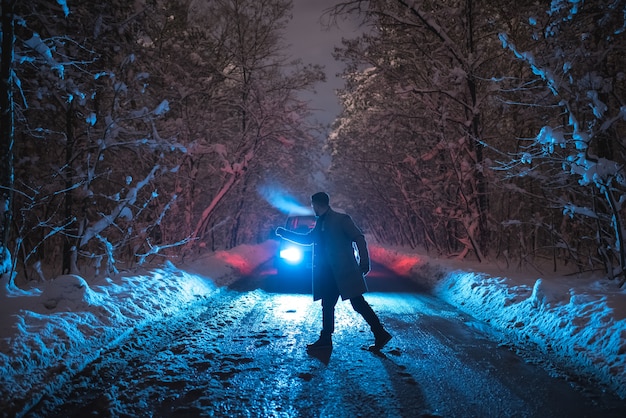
[465, 0, 489, 257]
[229, 185, 246, 248]
[0, 0, 16, 275]
[188, 172, 239, 250]
[62, 102, 76, 274]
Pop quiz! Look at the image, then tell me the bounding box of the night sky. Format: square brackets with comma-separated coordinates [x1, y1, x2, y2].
[286, 0, 364, 127]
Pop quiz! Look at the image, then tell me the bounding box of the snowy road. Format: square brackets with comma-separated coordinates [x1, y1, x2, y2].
[27, 266, 625, 417]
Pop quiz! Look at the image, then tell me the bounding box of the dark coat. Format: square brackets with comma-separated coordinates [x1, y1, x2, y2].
[280, 208, 370, 301]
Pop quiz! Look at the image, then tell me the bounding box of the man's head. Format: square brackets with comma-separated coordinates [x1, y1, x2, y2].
[311, 192, 330, 216]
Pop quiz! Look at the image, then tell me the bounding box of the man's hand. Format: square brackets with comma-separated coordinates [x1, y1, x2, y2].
[275, 227, 286, 237]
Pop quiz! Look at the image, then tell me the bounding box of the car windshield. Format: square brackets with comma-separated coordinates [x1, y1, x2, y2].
[286, 216, 316, 233]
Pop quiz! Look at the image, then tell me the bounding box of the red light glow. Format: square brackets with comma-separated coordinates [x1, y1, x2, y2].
[215, 251, 256, 276]
[369, 244, 422, 277]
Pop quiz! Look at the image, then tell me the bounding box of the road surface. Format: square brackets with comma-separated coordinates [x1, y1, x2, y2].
[27, 263, 625, 417]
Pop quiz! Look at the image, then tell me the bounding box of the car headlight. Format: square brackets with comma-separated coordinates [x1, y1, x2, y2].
[280, 246, 303, 264]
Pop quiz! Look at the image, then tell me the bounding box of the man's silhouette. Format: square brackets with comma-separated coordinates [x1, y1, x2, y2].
[276, 192, 392, 351]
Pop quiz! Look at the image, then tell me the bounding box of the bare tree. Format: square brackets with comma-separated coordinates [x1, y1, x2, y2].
[0, 0, 16, 277]
[140, 0, 325, 253]
[329, 0, 512, 260]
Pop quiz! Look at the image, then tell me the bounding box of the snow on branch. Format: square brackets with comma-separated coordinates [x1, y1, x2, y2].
[56, 0, 70, 17]
[95, 233, 118, 275]
[79, 165, 161, 248]
[498, 33, 560, 96]
[23, 33, 65, 78]
[23, 218, 76, 265]
[135, 237, 192, 265]
[0, 246, 10, 277]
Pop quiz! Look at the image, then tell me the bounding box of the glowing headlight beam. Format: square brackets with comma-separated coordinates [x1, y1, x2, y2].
[280, 247, 303, 264]
[257, 183, 313, 215]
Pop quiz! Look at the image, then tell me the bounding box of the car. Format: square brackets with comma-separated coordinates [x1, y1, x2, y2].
[276, 214, 316, 278]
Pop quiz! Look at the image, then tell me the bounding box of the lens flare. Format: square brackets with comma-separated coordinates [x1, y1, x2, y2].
[257, 183, 313, 215]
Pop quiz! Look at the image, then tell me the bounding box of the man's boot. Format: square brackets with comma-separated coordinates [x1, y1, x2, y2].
[370, 329, 392, 351]
[350, 296, 391, 350]
[307, 333, 332, 351]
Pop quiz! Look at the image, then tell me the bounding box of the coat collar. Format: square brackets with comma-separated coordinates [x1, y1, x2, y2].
[317, 206, 332, 220]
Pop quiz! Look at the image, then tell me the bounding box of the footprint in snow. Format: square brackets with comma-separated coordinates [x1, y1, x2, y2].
[297, 372, 314, 381]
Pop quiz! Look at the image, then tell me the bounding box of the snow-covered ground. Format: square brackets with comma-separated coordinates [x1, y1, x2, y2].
[1, 240, 625, 417]
[372, 245, 626, 398]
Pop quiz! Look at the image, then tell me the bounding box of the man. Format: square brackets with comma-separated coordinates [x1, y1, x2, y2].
[275, 192, 392, 351]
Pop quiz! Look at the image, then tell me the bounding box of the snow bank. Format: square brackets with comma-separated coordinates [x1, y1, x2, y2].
[0, 264, 217, 415]
[377, 246, 626, 399]
[0, 240, 278, 417]
[438, 270, 625, 388]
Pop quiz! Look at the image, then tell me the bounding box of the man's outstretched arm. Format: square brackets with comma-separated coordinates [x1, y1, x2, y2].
[275, 227, 315, 245]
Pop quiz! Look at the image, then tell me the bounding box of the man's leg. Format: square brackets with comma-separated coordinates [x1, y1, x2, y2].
[307, 274, 340, 350]
[350, 295, 392, 350]
[321, 292, 340, 337]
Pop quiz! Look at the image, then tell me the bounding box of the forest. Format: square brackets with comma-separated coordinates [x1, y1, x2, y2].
[1, 0, 625, 288]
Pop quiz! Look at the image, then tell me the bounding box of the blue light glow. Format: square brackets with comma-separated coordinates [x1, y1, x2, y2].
[280, 246, 303, 264]
[257, 183, 313, 215]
